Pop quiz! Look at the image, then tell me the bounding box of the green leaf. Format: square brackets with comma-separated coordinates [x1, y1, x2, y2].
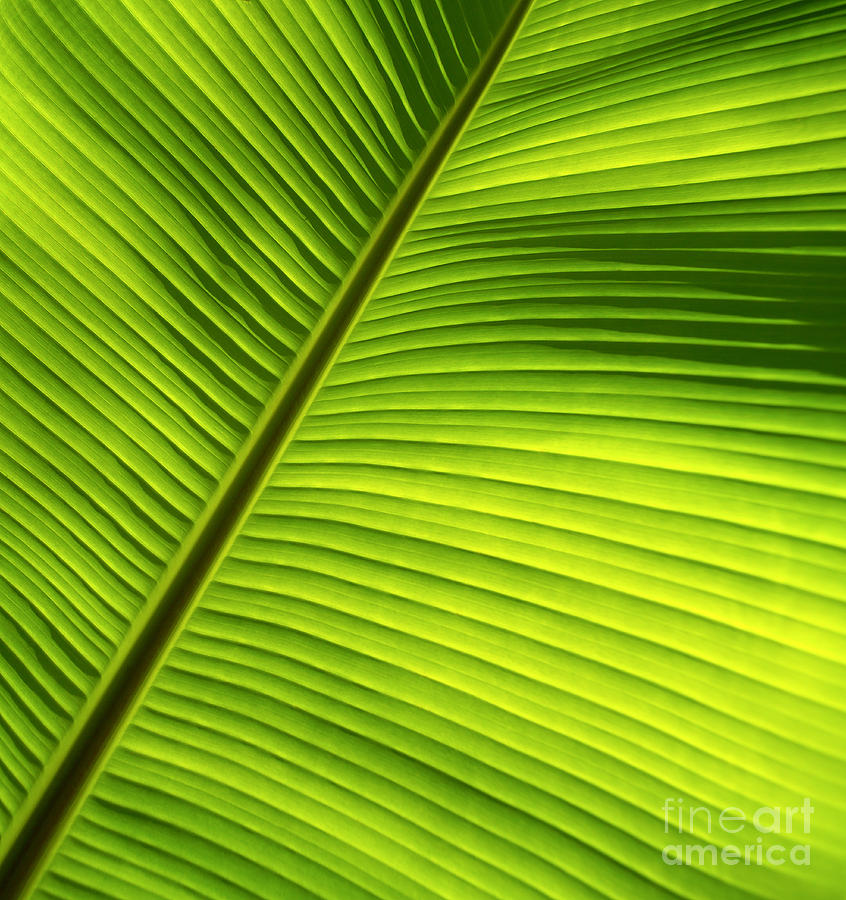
[1, 1, 845, 898]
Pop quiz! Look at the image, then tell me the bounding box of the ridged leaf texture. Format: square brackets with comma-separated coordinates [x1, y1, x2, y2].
[0, 1, 845, 898]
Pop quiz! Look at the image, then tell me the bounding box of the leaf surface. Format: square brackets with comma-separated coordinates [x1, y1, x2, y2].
[1, 1, 845, 898]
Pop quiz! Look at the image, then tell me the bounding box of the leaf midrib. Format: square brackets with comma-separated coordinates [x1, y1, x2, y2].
[0, 2, 535, 896]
